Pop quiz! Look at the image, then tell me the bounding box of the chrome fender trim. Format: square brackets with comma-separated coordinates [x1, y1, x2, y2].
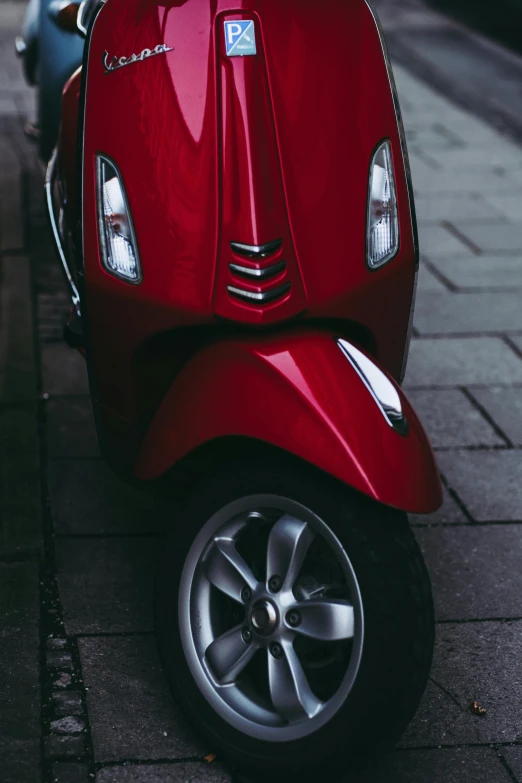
[338, 339, 408, 435]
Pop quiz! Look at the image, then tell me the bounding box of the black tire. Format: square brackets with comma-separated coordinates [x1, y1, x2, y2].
[155, 453, 434, 781]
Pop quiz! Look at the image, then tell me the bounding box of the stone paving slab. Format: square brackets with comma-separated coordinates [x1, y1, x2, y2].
[410, 168, 520, 195]
[437, 451, 522, 521]
[1, 627, 41, 741]
[41, 343, 90, 396]
[49, 459, 175, 535]
[0, 255, 36, 405]
[57, 537, 158, 634]
[414, 292, 522, 335]
[79, 636, 204, 763]
[0, 738, 42, 783]
[0, 404, 42, 557]
[471, 387, 522, 446]
[360, 747, 513, 783]
[405, 337, 522, 387]
[416, 264, 447, 293]
[0, 138, 24, 253]
[450, 221, 522, 254]
[485, 192, 522, 223]
[0, 563, 41, 783]
[46, 397, 100, 459]
[428, 254, 522, 291]
[415, 193, 506, 223]
[503, 748, 522, 781]
[407, 389, 504, 448]
[417, 224, 471, 256]
[406, 124, 465, 149]
[96, 763, 232, 783]
[38, 291, 73, 342]
[0, 561, 39, 629]
[415, 525, 522, 619]
[402, 621, 522, 746]
[52, 762, 90, 783]
[430, 144, 522, 169]
[409, 485, 468, 526]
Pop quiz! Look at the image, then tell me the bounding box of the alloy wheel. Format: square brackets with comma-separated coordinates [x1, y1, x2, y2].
[178, 495, 364, 742]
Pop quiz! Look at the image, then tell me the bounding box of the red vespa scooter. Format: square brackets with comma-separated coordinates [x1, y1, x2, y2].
[46, 0, 442, 778]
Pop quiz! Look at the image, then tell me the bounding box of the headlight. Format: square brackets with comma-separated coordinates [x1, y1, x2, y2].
[96, 155, 142, 283]
[367, 140, 399, 270]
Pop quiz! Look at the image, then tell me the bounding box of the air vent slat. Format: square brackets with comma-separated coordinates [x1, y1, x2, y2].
[227, 283, 291, 304]
[231, 240, 282, 259]
[229, 261, 287, 280]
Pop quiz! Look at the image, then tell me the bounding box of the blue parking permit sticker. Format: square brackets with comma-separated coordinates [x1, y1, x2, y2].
[224, 20, 257, 57]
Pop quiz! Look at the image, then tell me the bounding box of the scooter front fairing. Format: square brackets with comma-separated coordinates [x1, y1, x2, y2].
[135, 328, 441, 513]
[74, 0, 427, 475]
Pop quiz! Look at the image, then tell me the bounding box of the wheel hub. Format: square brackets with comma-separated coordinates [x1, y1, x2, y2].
[250, 598, 278, 637]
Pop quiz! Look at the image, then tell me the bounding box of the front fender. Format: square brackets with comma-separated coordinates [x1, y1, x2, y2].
[134, 329, 442, 514]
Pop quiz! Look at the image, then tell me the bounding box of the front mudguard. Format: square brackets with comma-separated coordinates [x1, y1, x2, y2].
[134, 329, 442, 514]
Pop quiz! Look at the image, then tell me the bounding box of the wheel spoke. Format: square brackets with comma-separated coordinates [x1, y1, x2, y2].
[292, 600, 355, 641]
[204, 537, 258, 604]
[205, 625, 257, 684]
[268, 641, 322, 723]
[266, 515, 315, 592]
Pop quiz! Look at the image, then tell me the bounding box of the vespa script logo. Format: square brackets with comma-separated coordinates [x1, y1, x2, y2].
[103, 44, 173, 74]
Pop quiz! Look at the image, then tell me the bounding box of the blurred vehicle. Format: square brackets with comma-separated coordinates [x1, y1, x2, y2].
[427, 0, 522, 50]
[46, 0, 442, 780]
[16, 0, 84, 160]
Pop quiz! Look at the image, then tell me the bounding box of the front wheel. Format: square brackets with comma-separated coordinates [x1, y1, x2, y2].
[155, 454, 434, 781]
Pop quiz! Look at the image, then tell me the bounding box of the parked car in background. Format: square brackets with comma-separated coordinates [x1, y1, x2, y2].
[16, 0, 84, 160]
[427, 0, 522, 52]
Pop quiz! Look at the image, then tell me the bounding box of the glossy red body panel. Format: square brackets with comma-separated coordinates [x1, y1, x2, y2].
[135, 329, 441, 513]
[81, 0, 415, 425]
[53, 0, 442, 513]
[212, 10, 307, 324]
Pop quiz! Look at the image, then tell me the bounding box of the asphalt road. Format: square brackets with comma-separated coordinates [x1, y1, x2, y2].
[373, 0, 522, 144]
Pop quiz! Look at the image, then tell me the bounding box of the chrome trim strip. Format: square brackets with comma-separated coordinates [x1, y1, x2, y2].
[227, 283, 291, 304]
[400, 264, 418, 385]
[365, 0, 418, 266]
[229, 261, 287, 280]
[338, 339, 408, 435]
[365, 1, 420, 382]
[78, 0, 106, 36]
[231, 240, 282, 258]
[80, 0, 105, 273]
[45, 148, 81, 313]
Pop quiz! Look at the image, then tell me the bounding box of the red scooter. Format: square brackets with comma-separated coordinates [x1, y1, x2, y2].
[46, 0, 442, 778]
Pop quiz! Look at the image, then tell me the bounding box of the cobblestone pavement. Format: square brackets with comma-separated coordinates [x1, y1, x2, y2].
[1, 1, 522, 782]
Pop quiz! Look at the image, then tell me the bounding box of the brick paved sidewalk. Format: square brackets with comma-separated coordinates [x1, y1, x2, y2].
[1, 1, 522, 781]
